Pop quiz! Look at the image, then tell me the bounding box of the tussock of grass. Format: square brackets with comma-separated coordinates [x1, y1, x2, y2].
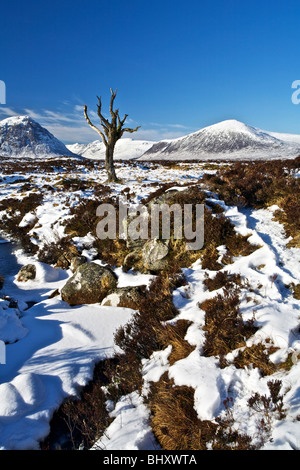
[231, 343, 279, 376]
[157, 320, 195, 366]
[148, 372, 254, 450]
[149, 372, 217, 450]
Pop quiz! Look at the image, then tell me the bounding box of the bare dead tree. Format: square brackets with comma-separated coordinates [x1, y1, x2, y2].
[83, 89, 140, 182]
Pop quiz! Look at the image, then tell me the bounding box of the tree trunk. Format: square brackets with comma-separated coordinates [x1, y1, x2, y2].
[105, 143, 118, 182]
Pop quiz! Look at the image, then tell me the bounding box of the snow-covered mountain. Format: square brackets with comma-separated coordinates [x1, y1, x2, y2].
[67, 138, 154, 160]
[2, 115, 299, 161]
[0, 115, 78, 158]
[139, 120, 300, 160]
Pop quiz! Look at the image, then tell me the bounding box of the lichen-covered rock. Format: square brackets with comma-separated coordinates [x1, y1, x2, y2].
[142, 239, 169, 272]
[17, 264, 36, 282]
[101, 285, 146, 309]
[61, 262, 118, 306]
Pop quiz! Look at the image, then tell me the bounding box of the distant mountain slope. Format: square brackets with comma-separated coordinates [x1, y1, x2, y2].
[139, 120, 300, 160]
[267, 130, 300, 145]
[0, 115, 78, 158]
[67, 137, 154, 160]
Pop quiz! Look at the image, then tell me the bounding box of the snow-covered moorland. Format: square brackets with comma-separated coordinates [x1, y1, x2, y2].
[0, 156, 299, 451]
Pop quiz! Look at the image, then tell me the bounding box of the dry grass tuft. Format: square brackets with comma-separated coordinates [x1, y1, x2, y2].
[149, 372, 254, 450]
[157, 320, 195, 366]
[149, 372, 217, 450]
[231, 343, 279, 376]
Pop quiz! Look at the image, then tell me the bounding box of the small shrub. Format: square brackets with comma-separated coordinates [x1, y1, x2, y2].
[274, 193, 300, 247]
[203, 157, 300, 247]
[54, 177, 89, 191]
[289, 283, 300, 300]
[41, 361, 113, 450]
[201, 243, 223, 271]
[203, 270, 243, 291]
[199, 286, 257, 357]
[37, 237, 78, 266]
[214, 397, 255, 450]
[114, 273, 178, 360]
[248, 380, 286, 447]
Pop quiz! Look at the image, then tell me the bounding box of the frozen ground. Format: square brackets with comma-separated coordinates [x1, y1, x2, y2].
[0, 159, 299, 450]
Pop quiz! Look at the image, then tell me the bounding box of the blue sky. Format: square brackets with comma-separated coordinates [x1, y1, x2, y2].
[1, 0, 300, 143]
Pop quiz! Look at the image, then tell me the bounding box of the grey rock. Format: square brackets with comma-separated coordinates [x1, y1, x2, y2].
[61, 262, 118, 306]
[17, 264, 36, 282]
[142, 239, 169, 272]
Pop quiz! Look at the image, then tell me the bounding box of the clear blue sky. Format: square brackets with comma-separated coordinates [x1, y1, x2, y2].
[1, 0, 300, 143]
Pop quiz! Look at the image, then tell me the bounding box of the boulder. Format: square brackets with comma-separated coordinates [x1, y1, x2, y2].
[142, 239, 169, 272]
[17, 264, 36, 282]
[101, 285, 146, 310]
[61, 262, 118, 306]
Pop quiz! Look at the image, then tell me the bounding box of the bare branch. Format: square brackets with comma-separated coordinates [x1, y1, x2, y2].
[83, 104, 108, 146]
[109, 88, 118, 118]
[96, 96, 110, 131]
[120, 114, 128, 127]
[121, 125, 141, 136]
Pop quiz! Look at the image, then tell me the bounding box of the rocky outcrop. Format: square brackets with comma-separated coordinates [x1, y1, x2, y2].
[61, 262, 118, 306]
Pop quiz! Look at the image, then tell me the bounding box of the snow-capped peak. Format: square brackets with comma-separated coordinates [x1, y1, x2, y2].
[140, 119, 300, 160]
[200, 119, 280, 143]
[0, 115, 78, 159]
[0, 115, 32, 126]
